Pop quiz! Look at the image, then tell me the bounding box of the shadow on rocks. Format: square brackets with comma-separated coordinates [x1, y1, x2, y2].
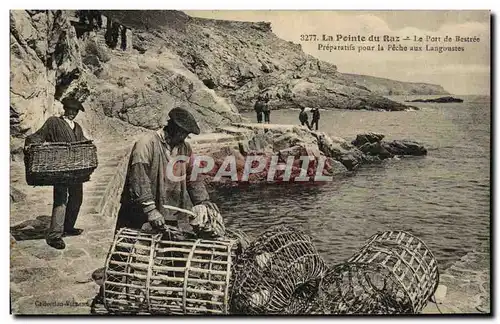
[10, 215, 51, 241]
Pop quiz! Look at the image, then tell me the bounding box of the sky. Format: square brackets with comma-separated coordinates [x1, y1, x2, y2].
[185, 10, 491, 95]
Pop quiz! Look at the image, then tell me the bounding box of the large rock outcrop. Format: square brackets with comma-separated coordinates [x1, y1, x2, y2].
[10, 10, 89, 138]
[74, 11, 244, 132]
[9, 10, 245, 152]
[350, 132, 427, 158]
[101, 10, 411, 112]
[83, 33, 243, 132]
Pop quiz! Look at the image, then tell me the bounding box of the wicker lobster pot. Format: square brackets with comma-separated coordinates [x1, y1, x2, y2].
[103, 228, 237, 315]
[24, 141, 98, 186]
[230, 225, 327, 314]
[311, 231, 439, 314]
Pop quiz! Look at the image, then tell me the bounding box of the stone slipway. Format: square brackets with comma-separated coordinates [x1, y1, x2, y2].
[422, 243, 490, 314]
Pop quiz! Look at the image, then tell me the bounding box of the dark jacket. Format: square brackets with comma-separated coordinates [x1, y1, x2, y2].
[25, 116, 87, 145]
[261, 101, 270, 112]
[299, 110, 309, 123]
[254, 100, 265, 113]
[312, 109, 320, 121]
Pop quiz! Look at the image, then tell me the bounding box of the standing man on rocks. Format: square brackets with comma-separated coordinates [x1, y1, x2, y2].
[254, 96, 264, 123]
[299, 106, 311, 130]
[311, 107, 320, 131]
[115, 107, 219, 233]
[25, 98, 88, 250]
[262, 93, 271, 124]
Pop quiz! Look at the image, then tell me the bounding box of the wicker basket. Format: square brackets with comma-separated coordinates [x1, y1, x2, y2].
[24, 141, 98, 186]
[103, 228, 237, 315]
[310, 231, 439, 314]
[230, 225, 327, 314]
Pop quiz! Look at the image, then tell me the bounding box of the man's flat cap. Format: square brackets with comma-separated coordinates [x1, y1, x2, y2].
[61, 98, 85, 112]
[168, 107, 200, 135]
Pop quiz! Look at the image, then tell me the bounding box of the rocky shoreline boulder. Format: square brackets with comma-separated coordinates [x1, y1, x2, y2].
[200, 124, 427, 187]
[382, 140, 428, 156]
[351, 132, 428, 159]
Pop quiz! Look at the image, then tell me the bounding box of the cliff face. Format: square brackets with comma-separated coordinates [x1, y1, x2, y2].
[102, 10, 410, 112]
[10, 10, 89, 139]
[342, 73, 449, 96]
[80, 27, 243, 133]
[9, 10, 243, 147]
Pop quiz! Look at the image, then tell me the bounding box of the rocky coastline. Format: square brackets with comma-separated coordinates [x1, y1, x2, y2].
[9, 10, 488, 315]
[405, 96, 464, 103]
[10, 9, 444, 153]
[190, 123, 428, 187]
[343, 73, 449, 96]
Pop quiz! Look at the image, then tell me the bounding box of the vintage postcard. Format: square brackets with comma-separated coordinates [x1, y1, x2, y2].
[9, 9, 491, 315]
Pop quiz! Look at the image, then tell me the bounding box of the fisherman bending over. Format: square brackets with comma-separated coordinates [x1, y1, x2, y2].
[115, 107, 219, 233]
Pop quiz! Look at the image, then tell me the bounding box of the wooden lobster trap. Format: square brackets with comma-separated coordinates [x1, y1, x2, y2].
[310, 230, 439, 314]
[24, 140, 98, 186]
[103, 228, 237, 315]
[230, 225, 327, 314]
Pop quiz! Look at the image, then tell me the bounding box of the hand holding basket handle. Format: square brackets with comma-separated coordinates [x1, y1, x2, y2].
[25, 139, 94, 149]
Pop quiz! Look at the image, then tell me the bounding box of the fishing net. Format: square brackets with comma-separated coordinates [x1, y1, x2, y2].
[229, 225, 327, 314]
[309, 230, 439, 314]
[225, 228, 253, 253]
[308, 263, 413, 314]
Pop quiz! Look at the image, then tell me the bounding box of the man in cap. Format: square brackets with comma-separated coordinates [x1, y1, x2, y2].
[115, 107, 218, 233]
[25, 98, 89, 250]
[253, 97, 264, 123]
[299, 106, 311, 130]
[261, 93, 271, 124]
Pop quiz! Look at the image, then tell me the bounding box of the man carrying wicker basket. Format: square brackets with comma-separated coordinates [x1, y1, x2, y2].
[25, 98, 89, 250]
[115, 107, 220, 235]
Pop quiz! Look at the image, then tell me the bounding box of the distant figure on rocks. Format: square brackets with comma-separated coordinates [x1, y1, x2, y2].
[299, 107, 311, 130]
[25, 98, 88, 250]
[120, 26, 128, 51]
[77, 10, 101, 29]
[89, 10, 102, 29]
[254, 97, 264, 123]
[115, 107, 220, 233]
[311, 107, 320, 131]
[262, 94, 271, 124]
[105, 20, 120, 49]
